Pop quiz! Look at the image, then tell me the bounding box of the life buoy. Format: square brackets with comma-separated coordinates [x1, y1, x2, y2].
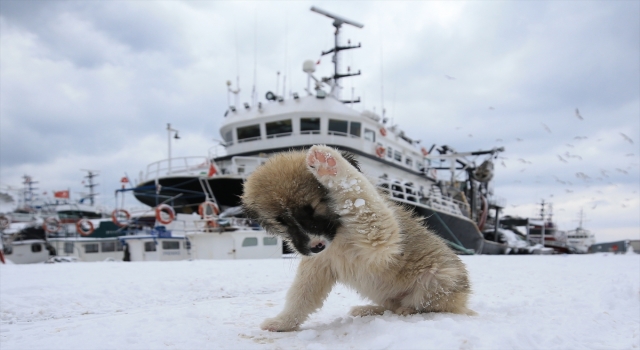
[375, 146, 386, 158]
[379, 128, 387, 137]
[111, 209, 131, 227]
[206, 220, 219, 229]
[421, 147, 429, 157]
[76, 219, 94, 236]
[155, 204, 175, 225]
[198, 201, 220, 219]
[43, 217, 61, 233]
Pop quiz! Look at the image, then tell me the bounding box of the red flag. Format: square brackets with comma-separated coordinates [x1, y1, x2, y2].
[208, 163, 218, 177]
[54, 190, 69, 199]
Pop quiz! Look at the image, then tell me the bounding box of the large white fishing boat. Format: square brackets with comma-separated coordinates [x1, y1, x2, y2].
[566, 209, 596, 253]
[133, 7, 508, 255]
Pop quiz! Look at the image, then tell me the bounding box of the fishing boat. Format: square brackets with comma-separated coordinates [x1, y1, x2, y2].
[565, 209, 596, 253]
[132, 7, 509, 255]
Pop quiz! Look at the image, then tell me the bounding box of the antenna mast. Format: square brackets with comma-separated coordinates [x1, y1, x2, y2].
[311, 6, 363, 102]
[81, 169, 99, 206]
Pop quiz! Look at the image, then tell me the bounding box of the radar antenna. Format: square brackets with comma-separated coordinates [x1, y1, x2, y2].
[311, 6, 363, 102]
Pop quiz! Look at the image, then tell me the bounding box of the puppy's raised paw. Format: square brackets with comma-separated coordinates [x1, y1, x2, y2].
[349, 305, 387, 317]
[307, 145, 338, 178]
[260, 316, 299, 332]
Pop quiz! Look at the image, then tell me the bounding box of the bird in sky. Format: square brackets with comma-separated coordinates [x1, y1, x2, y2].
[574, 136, 588, 140]
[576, 172, 590, 180]
[600, 169, 609, 178]
[501, 161, 507, 168]
[566, 189, 574, 193]
[496, 138, 503, 142]
[557, 155, 568, 163]
[516, 138, 523, 142]
[541, 123, 552, 133]
[626, 153, 635, 157]
[566, 143, 574, 148]
[445, 75, 456, 80]
[489, 106, 495, 110]
[455, 126, 462, 130]
[468, 134, 473, 138]
[615, 168, 629, 174]
[575, 108, 583, 120]
[620, 133, 634, 144]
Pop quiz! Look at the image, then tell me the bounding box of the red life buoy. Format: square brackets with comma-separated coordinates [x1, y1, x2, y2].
[380, 128, 387, 137]
[198, 201, 220, 219]
[421, 147, 429, 157]
[43, 217, 61, 233]
[111, 209, 131, 227]
[76, 219, 95, 236]
[375, 146, 386, 158]
[155, 204, 175, 225]
[206, 220, 219, 229]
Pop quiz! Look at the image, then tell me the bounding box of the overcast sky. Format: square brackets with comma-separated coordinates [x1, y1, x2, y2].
[1, 1, 638, 242]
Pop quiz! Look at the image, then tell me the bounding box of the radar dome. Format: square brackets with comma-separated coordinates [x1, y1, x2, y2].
[302, 60, 316, 73]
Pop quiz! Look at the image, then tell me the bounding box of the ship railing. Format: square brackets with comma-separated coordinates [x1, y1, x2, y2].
[300, 130, 321, 135]
[172, 217, 262, 234]
[145, 156, 210, 181]
[266, 132, 293, 139]
[376, 179, 467, 218]
[328, 131, 360, 139]
[237, 136, 262, 143]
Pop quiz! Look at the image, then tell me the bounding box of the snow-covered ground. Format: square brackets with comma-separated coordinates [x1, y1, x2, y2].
[1, 254, 639, 349]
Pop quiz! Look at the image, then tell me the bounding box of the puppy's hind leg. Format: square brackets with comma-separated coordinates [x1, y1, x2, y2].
[306, 146, 402, 258]
[349, 305, 388, 317]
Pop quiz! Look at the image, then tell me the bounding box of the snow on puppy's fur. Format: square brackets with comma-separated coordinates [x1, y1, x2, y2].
[242, 145, 475, 332]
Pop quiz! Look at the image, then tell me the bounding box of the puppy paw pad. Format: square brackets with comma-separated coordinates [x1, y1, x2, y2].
[307, 147, 338, 177]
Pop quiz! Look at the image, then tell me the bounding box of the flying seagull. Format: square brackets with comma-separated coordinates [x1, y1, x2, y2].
[445, 75, 456, 80]
[488, 106, 495, 110]
[575, 108, 583, 120]
[620, 132, 634, 144]
[557, 155, 568, 163]
[541, 123, 552, 133]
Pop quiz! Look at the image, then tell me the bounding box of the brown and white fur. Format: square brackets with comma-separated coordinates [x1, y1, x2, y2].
[242, 145, 475, 332]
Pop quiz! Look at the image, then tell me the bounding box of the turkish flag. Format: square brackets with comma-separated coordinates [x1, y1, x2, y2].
[54, 190, 70, 199]
[208, 163, 218, 177]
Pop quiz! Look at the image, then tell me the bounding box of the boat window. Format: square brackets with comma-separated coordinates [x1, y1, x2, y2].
[162, 241, 180, 250]
[101, 241, 116, 252]
[406, 157, 413, 167]
[242, 237, 258, 247]
[394, 150, 402, 162]
[364, 128, 375, 142]
[301, 118, 321, 134]
[237, 124, 261, 142]
[328, 119, 349, 136]
[144, 242, 156, 252]
[263, 237, 278, 246]
[349, 122, 361, 137]
[31, 243, 42, 253]
[84, 243, 99, 254]
[64, 242, 74, 254]
[266, 119, 293, 138]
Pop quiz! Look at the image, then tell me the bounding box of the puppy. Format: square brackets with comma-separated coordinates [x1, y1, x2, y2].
[242, 145, 474, 332]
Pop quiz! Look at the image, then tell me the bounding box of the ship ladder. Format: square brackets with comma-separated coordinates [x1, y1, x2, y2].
[198, 177, 217, 204]
[431, 211, 475, 255]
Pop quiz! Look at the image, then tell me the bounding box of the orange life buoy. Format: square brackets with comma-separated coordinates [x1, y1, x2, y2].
[421, 147, 429, 157]
[43, 217, 61, 233]
[198, 201, 220, 219]
[375, 146, 385, 158]
[380, 128, 387, 137]
[206, 220, 219, 228]
[111, 209, 131, 227]
[155, 204, 175, 225]
[76, 219, 95, 236]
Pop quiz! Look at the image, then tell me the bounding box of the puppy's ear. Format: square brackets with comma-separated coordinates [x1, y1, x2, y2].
[341, 151, 361, 172]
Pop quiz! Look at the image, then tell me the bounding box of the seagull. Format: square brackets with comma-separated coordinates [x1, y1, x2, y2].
[557, 155, 568, 163]
[565, 189, 573, 193]
[600, 169, 609, 178]
[592, 203, 598, 209]
[468, 134, 473, 138]
[615, 168, 629, 174]
[620, 133, 634, 144]
[576, 172, 590, 180]
[517, 158, 528, 164]
[455, 126, 462, 130]
[488, 106, 495, 110]
[501, 161, 507, 168]
[496, 138, 503, 142]
[541, 123, 552, 133]
[566, 143, 574, 148]
[516, 138, 523, 142]
[626, 153, 635, 157]
[575, 108, 583, 120]
[574, 136, 587, 140]
[445, 75, 456, 80]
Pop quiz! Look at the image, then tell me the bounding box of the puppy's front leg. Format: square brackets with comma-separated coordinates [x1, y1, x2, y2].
[306, 145, 402, 258]
[261, 258, 335, 332]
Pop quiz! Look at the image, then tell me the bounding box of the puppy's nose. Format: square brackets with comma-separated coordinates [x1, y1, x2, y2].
[310, 242, 325, 254]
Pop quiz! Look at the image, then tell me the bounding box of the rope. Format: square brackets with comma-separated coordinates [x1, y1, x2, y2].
[431, 211, 475, 255]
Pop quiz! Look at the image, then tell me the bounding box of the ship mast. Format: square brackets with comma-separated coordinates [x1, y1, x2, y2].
[311, 6, 363, 102]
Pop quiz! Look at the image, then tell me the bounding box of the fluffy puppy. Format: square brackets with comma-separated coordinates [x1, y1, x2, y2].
[242, 145, 474, 332]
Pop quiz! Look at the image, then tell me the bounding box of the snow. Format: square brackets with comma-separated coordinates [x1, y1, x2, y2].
[1, 255, 639, 349]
